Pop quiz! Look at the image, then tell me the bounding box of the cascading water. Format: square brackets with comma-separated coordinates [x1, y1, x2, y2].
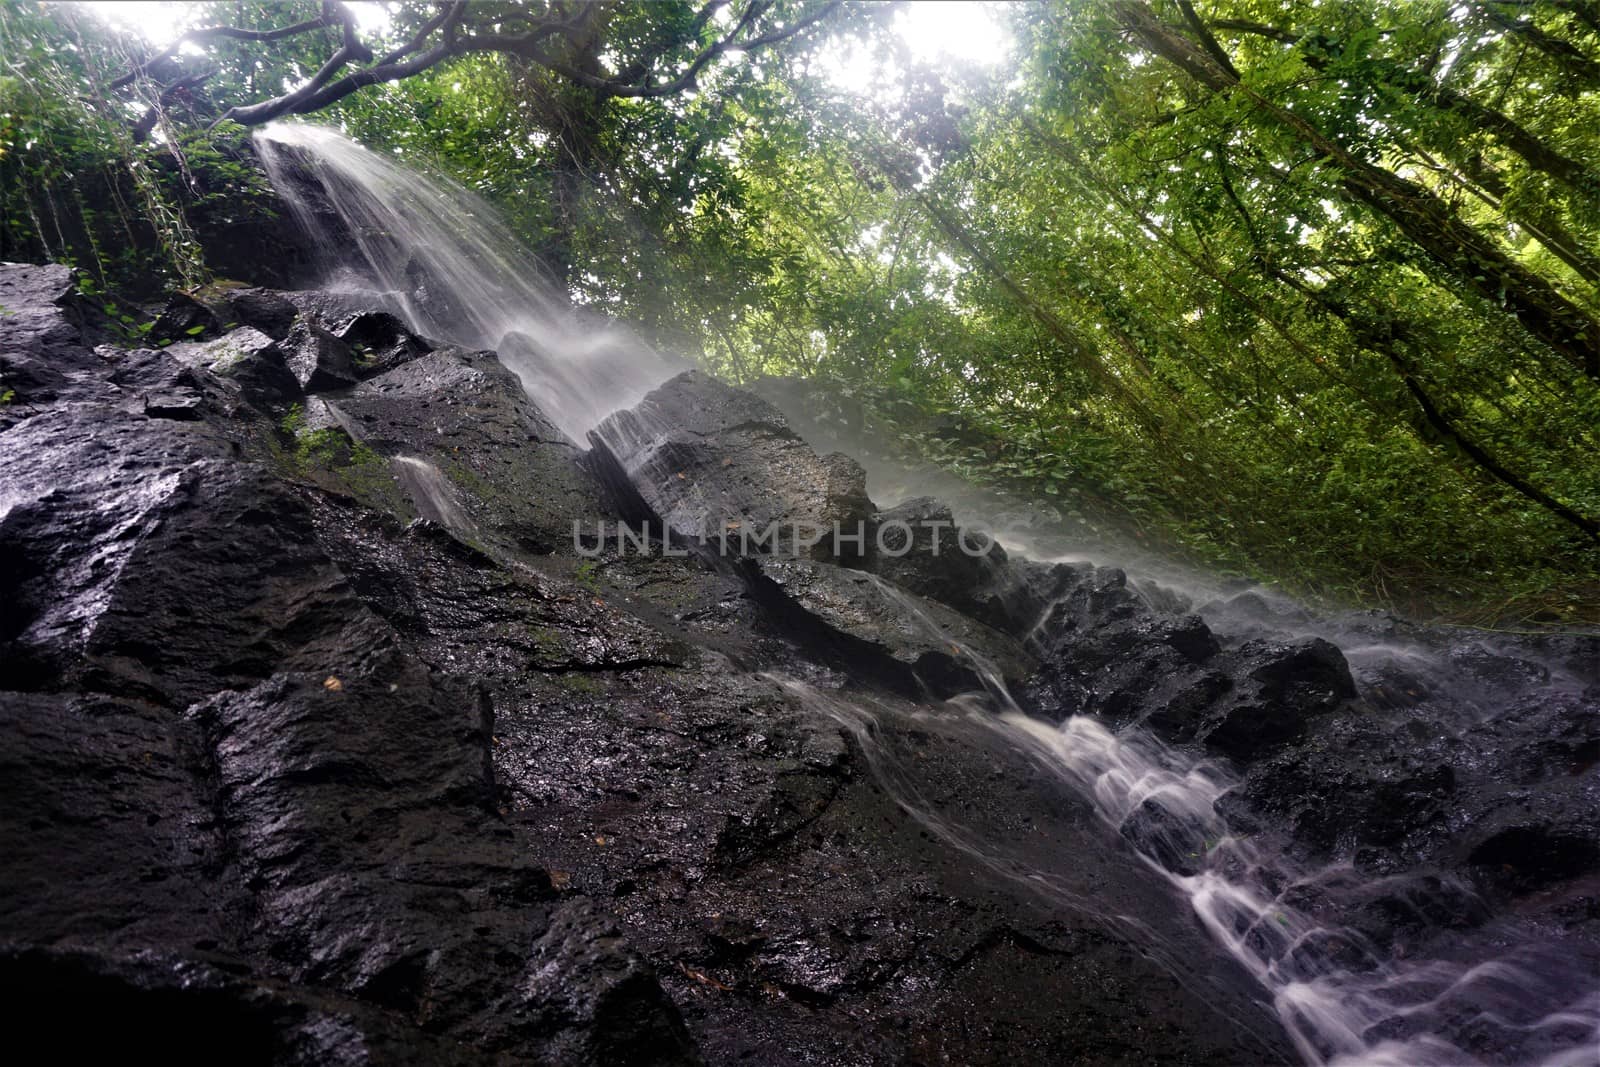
[788, 574, 1600, 1067]
[252, 123, 677, 442]
[390, 455, 476, 538]
[994, 710, 1599, 1067]
[250, 124, 1598, 1065]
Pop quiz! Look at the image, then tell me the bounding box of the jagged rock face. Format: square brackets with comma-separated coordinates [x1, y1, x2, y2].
[1021, 564, 1357, 760]
[755, 557, 1036, 694]
[0, 263, 1301, 1065]
[0, 264, 117, 419]
[5, 262, 1597, 1063]
[591, 370, 875, 560]
[862, 495, 1014, 627]
[331, 346, 612, 554]
[166, 325, 303, 407]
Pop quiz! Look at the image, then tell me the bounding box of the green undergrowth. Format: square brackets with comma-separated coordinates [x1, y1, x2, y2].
[276, 403, 415, 520]
[763, 372, 1600, 629]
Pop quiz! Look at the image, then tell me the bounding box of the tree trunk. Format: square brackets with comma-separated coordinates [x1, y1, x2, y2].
[1374, 60, 1597, 196]
[1114, 1, 1600, 381]
[1337, 307, 1600, 542]
[1212, 19, 1599, 196]
[1453, 153, 1600, 287]
[1477, 2, 1600, 88]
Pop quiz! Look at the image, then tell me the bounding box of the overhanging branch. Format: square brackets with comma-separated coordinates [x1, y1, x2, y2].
[111, 0, 844, 136]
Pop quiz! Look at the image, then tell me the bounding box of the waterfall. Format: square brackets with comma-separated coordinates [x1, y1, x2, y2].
[390, 455, 476, 539]
[790, 574, 1600, 1067]
[774, 674, 1598, 1067]
[251, 124, 1598, 1067]
[252, 123, 676, 442]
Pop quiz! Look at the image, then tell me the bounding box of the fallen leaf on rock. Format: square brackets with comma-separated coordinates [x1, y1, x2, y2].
[679, 963, 732, 991]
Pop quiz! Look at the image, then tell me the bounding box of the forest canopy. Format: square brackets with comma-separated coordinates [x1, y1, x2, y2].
[4, 0, 1599, 624]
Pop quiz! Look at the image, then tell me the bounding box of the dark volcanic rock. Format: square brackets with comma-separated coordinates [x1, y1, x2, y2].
[221, 285, 411, 343]
[591, 370, 874, 560]
[1023, 563, 1355, 761]
[282, 318, 360, 393]
[0, 262, 114, 418]
[190, 662, 693, 1058]
[1198, 637, 1357, 760]
[1119, 797, 1211, 877]
[0, 946, 489, 1066]
[1221, 682, 1600, 904]
[224, 287, 302, 339]
[865, 495, 1012, 624]
[334, 310, 433, 376]
[0, 690, 224, 952]
[14, 259, 1596, 1065]
[332, 346, 613, 554]
[0, 265, 1300, 1064]
[523, 899, 700, 1066]
[0, 409, 236, 691]
[149, 292, 224, 344]
[166, 325, 303, 406]
[757, 557, 1037, 693]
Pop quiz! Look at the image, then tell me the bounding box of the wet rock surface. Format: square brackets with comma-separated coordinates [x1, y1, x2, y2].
[4, 261, 1596, 1063]
[330, 345, 611, 554]
[591, 370, 874, 560]
[756, 557, 1037, 695]
[0, 264, 1298, 1064]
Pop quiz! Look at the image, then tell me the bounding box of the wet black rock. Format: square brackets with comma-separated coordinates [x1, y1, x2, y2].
[0, 946, 490, 1066]
[2, 263, 1300, 1064]
[757, 557, 1037, 694]
[334, 310, 434, 376]
[105, 345, 210, 421]
[149, 292, 225, 344]
[864, 495, 1012, 624]
[222, 285, 409, 342]
[282, 318, 360, 393]
[1447, 642, 1552, 694]
[1021, 564, 1355, 761]
[1198, 637, 1357, 760]
[0, 262, 112, 418]
[166, 325, 303, 407]
[331, 345, 613, 554]
[9, 258, 1595, 1065]
[223, 287, 302, 339]
[1119, 798, 1210, 877]
[1221, 681, 1600, 905]
[591, 370, 874, 560]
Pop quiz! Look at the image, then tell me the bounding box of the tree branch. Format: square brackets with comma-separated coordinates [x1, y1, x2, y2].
[110, 14, 335, 90]
[1477, 1, 1600, 87]
[1175, 0, 1240, 78]
[117, 0, 843, 132]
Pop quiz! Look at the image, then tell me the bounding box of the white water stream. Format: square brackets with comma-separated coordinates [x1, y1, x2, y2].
[801, 574, 1600, 1066]
[254, 123, 675, 442]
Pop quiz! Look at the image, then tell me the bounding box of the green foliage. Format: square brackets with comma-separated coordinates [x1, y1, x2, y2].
[8, 0, 1598, 623]
[1, 3, 301, 293]
[574, 560, 603, 592]
[656, 0, 1600, 624]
